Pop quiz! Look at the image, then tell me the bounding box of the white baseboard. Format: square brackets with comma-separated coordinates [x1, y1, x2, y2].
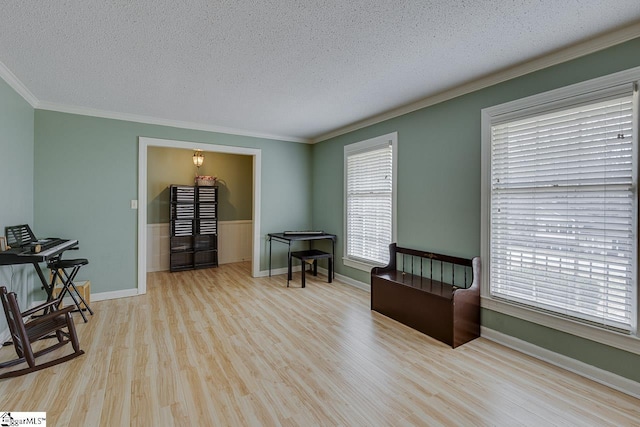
[318, 267, 370, 292]
[333, 271, 370, 292]
[259, 265, 370, 292]
[31, 288, 141, 308]
[481, 327, 640, 399]
[91, 288, 140, 301]
[257, 265, 301, 278]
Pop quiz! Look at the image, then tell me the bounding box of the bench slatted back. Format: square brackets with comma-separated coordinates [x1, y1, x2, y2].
[395, 246, 473, 289]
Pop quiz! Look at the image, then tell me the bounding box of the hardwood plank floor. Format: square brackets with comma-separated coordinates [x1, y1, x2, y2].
[1, 262, 638, 426]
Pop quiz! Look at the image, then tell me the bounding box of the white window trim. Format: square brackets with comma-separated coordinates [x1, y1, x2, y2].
[343, 132, 398, 272]
[481, 66, 640, 355]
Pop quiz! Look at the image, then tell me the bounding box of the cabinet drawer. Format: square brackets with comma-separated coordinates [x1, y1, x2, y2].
[195, 250, 218, 267]
[195, 235, 217, 250]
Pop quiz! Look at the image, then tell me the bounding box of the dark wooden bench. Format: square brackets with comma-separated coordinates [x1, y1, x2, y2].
[288, 249, 333, 288]
[371, 243, 480, 348]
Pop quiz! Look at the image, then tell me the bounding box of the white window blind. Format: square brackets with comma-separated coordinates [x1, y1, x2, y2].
[490, 94, 636, 332]
[345, 139, 393, 265]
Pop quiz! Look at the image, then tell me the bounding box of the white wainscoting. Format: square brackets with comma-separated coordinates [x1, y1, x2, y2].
[147, 220, 253, 272]
[217, 220, 253, 265]
[147, 223, 170, 272]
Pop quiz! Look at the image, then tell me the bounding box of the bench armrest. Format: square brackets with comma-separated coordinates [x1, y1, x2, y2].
[371, 243, 397, 275]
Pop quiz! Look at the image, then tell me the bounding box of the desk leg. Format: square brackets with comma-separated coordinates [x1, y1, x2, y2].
[332, 240, 336, 280]
[287, 243, 292, 281]
[328, 257, 333, 283]
[34, 263, 53, 302]
[34, 262, 57, 315]
[269, 236, 272, 277]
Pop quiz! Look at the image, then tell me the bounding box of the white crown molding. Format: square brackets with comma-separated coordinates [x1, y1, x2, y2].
[0, 60, 38, 107]
[36, 101, 309, 143]
[0, 60, 309, 143]
[482, 327, 640, 399]
[312, 21, 640, 143]
[3, 22, 639, 145]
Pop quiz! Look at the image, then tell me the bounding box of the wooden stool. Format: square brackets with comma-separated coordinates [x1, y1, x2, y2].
[288, 249, 333, 288]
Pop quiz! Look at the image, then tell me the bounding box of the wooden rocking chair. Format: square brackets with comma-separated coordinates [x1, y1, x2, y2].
[0, 286, 84, 379]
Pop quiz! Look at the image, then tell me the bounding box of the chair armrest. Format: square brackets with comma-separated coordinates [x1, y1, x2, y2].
[24, 305, 75, 328]
[21, 299, 62, 317]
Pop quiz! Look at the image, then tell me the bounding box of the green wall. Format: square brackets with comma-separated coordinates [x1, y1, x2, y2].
[311, 37, 640, 382]
[33, 110, 312, 295]
[0, 77, 35, 332]
[5, 34, 639, 384]
[147, 147, 253, 224]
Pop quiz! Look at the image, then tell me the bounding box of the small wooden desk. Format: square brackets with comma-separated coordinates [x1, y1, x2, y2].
[267, 232, 336, 282]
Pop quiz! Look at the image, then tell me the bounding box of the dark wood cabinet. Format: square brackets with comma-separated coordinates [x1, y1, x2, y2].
[169, 185, 218, 272]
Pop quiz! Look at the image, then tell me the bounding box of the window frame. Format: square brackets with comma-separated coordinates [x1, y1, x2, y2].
[343, 132, 398, 272]
[481, 67, 640, 355]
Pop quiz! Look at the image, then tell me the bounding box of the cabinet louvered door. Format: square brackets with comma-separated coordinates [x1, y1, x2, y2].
[169, 185, 219, 271]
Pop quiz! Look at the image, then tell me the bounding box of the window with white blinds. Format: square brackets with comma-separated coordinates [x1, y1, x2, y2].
[489, 91, 637, 333]
[344, 133, 397, 269]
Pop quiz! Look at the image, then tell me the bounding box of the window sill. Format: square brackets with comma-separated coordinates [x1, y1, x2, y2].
[343, 257, 380, 273]
[481, 296, 640, 356]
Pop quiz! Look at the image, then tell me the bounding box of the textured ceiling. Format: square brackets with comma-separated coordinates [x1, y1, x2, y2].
[1, 1, 640, 142]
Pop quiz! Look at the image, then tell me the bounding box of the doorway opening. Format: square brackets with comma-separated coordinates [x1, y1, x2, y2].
[137, 137, 262, 294]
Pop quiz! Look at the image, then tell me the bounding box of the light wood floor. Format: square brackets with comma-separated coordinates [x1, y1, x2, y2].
[1, 262, 638, 426]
